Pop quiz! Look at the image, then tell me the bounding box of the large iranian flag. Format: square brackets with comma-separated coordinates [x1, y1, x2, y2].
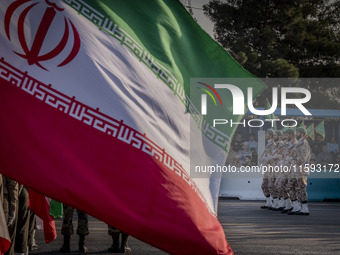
[0, 1, 265, 254]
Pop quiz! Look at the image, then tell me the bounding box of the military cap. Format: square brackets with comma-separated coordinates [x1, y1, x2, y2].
[275, 130, 283, 135]
[283, 128, 296, 135]
[266, 128, 275, 135]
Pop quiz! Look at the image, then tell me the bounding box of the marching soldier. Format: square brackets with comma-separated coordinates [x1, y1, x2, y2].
[274, 129, 294, 213]
[60, 205, 89, 253]
[283, 129, 304, 215]
[260, 128, 276, 209]
[279, 128, 300, 214]
[267, 130, 279, 210]
[269, 130, 286, 210]
[292, 127, 311, 215]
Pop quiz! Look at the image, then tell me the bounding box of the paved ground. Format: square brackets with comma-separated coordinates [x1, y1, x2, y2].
[219, 200, 340, 255]
[31, 200, 340, 255]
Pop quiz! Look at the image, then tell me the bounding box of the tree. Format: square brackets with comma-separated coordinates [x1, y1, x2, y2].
[203, 0, 340, 78]
[203, 0, 340, 108]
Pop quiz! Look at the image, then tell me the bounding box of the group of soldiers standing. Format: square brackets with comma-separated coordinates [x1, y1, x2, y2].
[0, 175, 38, 255]
[260, 127, 311, 215]
[0, 174, 131, 254]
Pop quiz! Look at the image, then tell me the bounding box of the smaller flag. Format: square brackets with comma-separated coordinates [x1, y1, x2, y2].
[0, 203, 11, 255]
[50, 200, 63, 219]
[299, 121, 306, 129]
[306, 123, 315, 141]
[315, 121, 325, 141]
[29, 190, 57, 243]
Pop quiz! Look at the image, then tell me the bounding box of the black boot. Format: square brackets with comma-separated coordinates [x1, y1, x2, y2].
[60, 235, 71, 253]
[281, 208, 292, 214]
[79, 234, 88, 253]
[108, 233, 119, 253]
[119, 233, 131, 253]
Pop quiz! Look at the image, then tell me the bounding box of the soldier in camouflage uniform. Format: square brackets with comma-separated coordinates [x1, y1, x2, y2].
[291, 127, 311, 215]
[274, 129, 294, 213]
[60, 205, 89, 253]
[269, 130, 287, 210]
[279, 128, 301, 214]
[260, 128, 276, 209]
[107, 226, 131, 253]
[284, 129, 305, 215]
[267, 130, 280, 210]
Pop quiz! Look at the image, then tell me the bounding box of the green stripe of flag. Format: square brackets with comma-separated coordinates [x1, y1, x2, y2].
[64, 0, 266, 151]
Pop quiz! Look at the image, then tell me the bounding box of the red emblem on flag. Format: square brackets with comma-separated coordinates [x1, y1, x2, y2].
[4, 0, 80, 70]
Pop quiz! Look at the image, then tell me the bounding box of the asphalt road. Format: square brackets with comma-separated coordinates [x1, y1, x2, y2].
[31, 200, 340, 255]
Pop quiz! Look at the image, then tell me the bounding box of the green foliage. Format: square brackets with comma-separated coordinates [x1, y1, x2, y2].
[203, 0, 340, 109]
[203, 0, 340, 79]
[262, 59, 299, 78]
